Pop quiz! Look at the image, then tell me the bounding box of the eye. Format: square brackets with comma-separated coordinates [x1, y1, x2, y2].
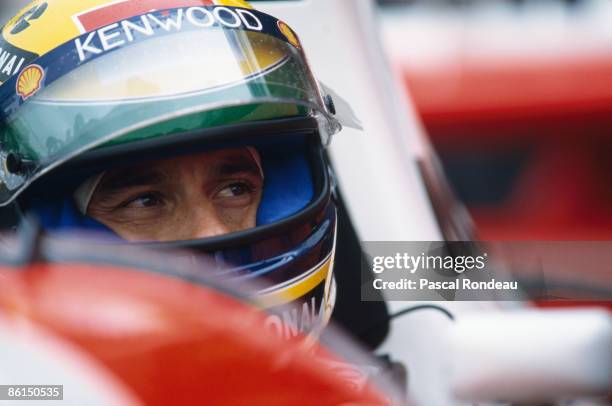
[123, 192, 164, 209]
[217, 182, 252, 199]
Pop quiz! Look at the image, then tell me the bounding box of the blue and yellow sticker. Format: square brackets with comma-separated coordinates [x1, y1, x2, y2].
[256, 254, 336, 341]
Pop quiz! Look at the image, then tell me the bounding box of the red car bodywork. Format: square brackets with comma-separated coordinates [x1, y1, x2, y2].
[0, 260, 392, 405]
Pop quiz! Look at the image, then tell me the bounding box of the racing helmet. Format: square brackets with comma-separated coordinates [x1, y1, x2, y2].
[0, 0, 350, 339]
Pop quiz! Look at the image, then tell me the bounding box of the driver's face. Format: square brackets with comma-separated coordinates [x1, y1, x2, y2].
[86, 148, 264, 242]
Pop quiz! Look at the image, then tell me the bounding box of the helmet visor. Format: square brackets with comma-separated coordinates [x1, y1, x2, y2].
[0, 6, 339, 206]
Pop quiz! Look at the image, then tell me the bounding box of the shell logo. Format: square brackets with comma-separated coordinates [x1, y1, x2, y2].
[16, 64, 44, 100]
[277, 21, 301, 50]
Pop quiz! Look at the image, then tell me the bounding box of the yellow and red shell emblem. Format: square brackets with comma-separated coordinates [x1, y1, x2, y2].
[16, 65, 45, 101]
[277, 21, 301, 50]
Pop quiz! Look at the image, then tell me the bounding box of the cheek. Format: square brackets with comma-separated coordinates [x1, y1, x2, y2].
[215, 192, 262, 231]
[87, 208, 178, 242]
[215, 205, 258, 230]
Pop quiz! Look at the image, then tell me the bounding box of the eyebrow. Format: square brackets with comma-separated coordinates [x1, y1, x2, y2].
[95, 151, 262, 193]
[214, 161, 262, 178]
[208, 149, 263, 178]
[97, 169, 166, 193]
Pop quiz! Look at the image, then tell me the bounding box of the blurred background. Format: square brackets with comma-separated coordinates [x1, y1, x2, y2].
[378, 0, 612, 240]
[2, 0, 612, 241]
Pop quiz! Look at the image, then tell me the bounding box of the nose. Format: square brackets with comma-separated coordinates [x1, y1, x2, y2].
[191, 221, 230, 239]
[187, 206, 232, 240]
